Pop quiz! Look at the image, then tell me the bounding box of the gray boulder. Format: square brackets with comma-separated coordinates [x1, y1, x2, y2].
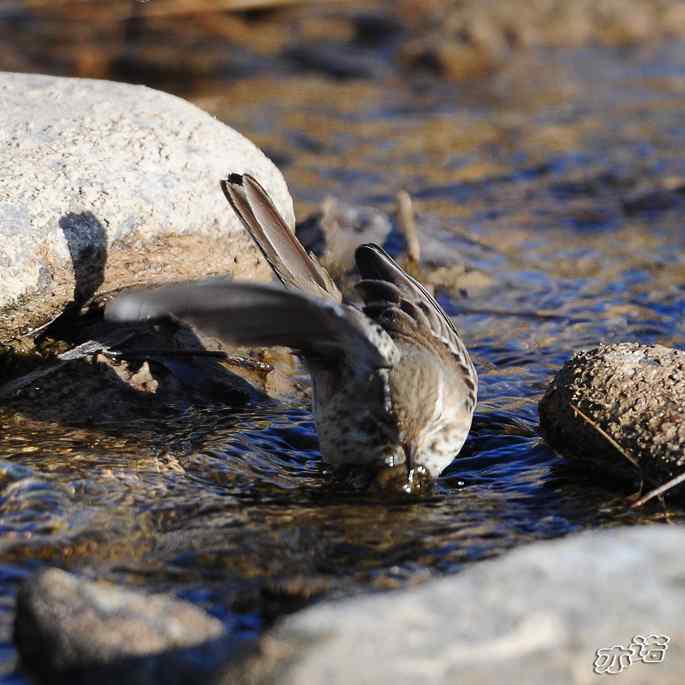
[14, 568, 239, 684]
[0, 72, 293, 343]
[239, 526, 685, 685]
[539, 343, 685, 489]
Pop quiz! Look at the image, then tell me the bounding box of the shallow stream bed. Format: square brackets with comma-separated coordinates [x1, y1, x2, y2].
[2, 42, 685, 682]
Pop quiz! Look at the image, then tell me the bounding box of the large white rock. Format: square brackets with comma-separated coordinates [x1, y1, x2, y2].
[0, 72, 293, 342]
[252, 526, 685, 685]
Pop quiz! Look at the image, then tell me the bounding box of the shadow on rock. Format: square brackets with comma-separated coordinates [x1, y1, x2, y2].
[59, 212, 108, 306]
[2, 209, 289, 438]
[1, 314, 273, 432]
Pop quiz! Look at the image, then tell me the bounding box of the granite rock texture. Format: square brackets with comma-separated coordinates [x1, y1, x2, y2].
[0, 72, 293, 343]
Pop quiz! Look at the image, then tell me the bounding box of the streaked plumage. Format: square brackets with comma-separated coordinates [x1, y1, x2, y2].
[106, 174, 477, 484]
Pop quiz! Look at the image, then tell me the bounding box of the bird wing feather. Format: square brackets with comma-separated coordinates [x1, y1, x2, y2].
[354, 243, 477, 393]
[106, 280, 393, 369]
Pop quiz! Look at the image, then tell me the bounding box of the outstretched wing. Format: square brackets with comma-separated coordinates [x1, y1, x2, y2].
[106, 279, 394, 369]
[221, 174, 341, 302]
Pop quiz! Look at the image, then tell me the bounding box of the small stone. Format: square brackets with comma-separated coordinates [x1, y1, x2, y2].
[539, 343, 685, 491]
[129, 361, 159, 394]
[296, 199, 392, 279]
[14, 568, 238, 685]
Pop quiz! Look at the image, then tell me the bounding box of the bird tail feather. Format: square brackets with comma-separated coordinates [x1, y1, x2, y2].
[221, 174, 341, 302]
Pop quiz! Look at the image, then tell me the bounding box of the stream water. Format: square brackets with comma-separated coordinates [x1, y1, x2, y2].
[1, 40, 685, 682]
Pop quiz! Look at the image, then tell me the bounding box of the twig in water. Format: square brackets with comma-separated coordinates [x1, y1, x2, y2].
[104, 348, 228, 360]
[22, 0, 349, 20]
[569, 402, 685, 509]
[455, 305, 590, 323]
[0, 332, 136, 400]
[14, 312, 64, 340]
[103, 348, 273, 372]
[629, 471, 685, 508]
[396, 190, 421, 264]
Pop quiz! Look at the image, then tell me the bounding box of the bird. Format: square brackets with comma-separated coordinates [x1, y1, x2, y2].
[106, 173, 477, 491]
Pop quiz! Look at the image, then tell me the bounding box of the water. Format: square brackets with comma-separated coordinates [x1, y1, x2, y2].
[1, 42, 685, 680]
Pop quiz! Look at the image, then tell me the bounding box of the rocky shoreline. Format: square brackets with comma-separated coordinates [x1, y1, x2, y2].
[15, 526, 685, 684]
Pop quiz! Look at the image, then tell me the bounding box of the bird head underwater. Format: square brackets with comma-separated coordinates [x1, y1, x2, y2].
[106, 174, 477, 494]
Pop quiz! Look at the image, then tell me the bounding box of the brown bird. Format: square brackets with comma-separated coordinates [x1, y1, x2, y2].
[106, 174, 477, 488]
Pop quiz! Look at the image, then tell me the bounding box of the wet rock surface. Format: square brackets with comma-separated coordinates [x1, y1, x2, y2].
[238, 526, 685, 685]
[0, 315, 300, 426]
[0, 72, 292, 344]
[539, 343, 685, 491]
[14, 568, 236, 685]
